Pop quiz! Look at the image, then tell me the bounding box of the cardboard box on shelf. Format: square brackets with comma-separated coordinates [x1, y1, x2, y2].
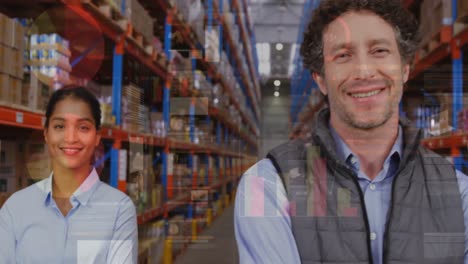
[457, 0, 468, 23]
[10, 77, 22, 105]
[126, 0, 153, 42]
[0, 14, 15, 48]
[26, 73, 52, 112]
[439, 109, 451, 135]
[0, 45, 14, 76]
[0, 46, 4, 74]
[0, 74, 21, 105]
[436, 93, 468, 133]
[14, 21, 24, 51]
[419, 0, 452, 47]
[13, 48, 24, 79]
[0, 73, 12, 103]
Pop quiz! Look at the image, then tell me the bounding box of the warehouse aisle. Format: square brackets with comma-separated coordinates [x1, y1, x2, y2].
[175, 205, 239, 264]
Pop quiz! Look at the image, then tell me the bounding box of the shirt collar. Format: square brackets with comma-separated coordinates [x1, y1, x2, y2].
[39, 168, 101, 207]
[329, 124, 403, 170]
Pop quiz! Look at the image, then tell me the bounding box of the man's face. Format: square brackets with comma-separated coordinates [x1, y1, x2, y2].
[314, 11, 410, 130]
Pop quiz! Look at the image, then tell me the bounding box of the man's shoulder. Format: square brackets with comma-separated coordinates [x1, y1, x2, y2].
[243, 159, 277, 176]
[418, 146, 453, 164]
[267, 138, 312, 160]
[239, 159, 283, 187]
[270, 138, 309, 151]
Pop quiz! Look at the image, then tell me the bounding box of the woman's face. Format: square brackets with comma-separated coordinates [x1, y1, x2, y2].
[44, 97, 101, 171]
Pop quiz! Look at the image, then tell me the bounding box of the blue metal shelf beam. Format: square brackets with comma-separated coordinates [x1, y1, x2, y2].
[162, 14, 172, 201]
[290, 0, 320, 125]
[452, 0, 463, 171]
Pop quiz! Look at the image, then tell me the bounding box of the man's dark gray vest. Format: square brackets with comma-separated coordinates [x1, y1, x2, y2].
[267, 108, 465, 264]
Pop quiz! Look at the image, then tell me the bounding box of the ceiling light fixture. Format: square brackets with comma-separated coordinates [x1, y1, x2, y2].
[274, 80, 281, 87]
[275, 43, 284, 51]
[274, 91, 280, 97]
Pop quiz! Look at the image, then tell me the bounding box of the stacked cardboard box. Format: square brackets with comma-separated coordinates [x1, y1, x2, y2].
[23, 73, 52, 113]
[29, 33, 71, 85]
[418, 0, 452, 57]
[436, 93, 468, 135]
[122, 84, 150, 133]
[454, 0, 468, 35]
[457, 0, 468, 23]
[0, 14, 25, 106]
[24, 33, 71, 112]
[169, 50, 192, 86]
[126, 0, 153, 42]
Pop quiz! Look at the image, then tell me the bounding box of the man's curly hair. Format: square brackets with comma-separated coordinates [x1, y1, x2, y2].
[300, 0, 421, 75]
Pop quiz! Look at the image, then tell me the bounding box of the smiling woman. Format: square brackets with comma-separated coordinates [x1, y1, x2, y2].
[0, 86, 138, 264]
[44, 88, 102, 192]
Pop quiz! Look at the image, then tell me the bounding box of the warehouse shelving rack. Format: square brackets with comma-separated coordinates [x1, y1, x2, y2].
[288, 0, 320, 138]
[403, 0, 468, 172]
[0, 0, 260, 261]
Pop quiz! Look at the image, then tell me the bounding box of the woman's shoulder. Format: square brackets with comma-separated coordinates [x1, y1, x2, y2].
[94, 182, 133, 204]
[2, 180, 48, 209]
[92, 182, 136, 217]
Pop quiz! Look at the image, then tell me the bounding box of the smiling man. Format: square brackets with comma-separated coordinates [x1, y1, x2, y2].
[234, 0, 468, 263]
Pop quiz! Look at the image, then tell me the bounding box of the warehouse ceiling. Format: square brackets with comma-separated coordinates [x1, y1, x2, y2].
[248, 0, 306, 81]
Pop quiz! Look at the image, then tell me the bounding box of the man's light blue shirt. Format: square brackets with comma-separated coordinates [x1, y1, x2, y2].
[0, 168, 138, 264]
[235, 126, 468, 263]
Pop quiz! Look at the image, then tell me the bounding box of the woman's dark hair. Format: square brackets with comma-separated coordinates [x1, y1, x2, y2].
[300, 0, 421, 75]
[44, 86, 101, 130]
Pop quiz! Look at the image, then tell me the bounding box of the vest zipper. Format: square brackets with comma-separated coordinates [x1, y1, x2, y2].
[314, 135, 374, 264]
[337, 165, 374, 264]
[381, 156, 413, 263]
